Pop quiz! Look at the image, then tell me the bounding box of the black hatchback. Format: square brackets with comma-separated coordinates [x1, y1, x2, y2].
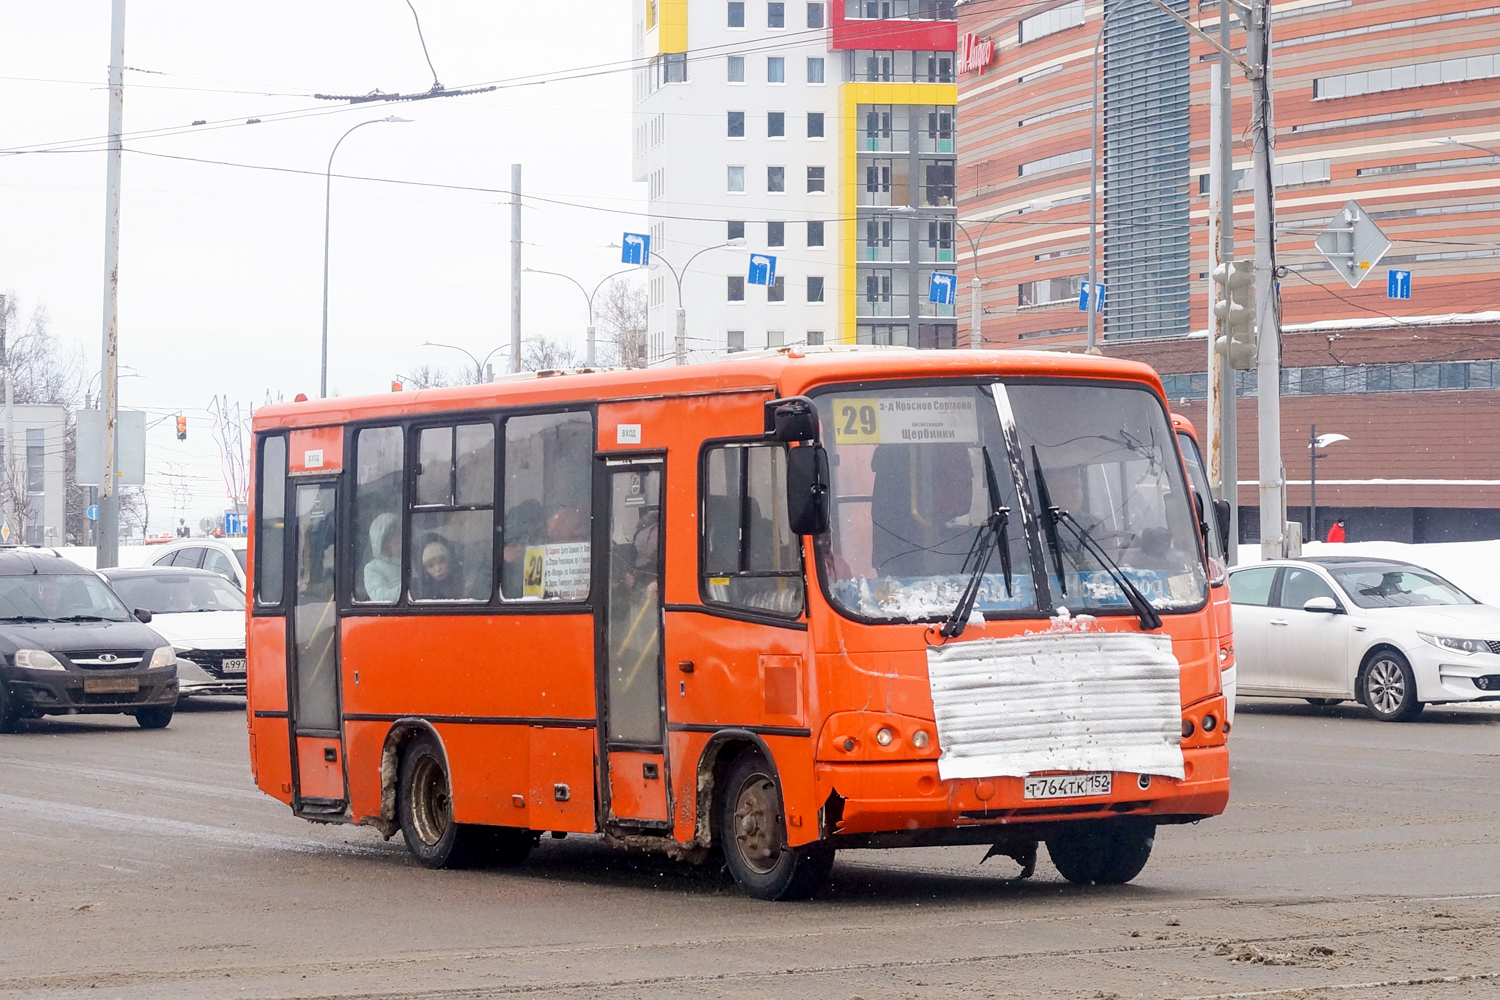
[0, 550, 178, 731]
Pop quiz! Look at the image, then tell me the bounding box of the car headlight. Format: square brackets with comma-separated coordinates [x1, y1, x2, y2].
[149, 646, 178, 669]
[14, 649, 65, 671]
[1418, 632, 1491, 656]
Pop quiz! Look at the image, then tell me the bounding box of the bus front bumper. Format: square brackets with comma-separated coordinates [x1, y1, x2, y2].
[815, 746, 1229, 841]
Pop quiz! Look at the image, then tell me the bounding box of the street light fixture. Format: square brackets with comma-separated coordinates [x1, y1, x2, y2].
[637, 238, 747, 365]
[1309, 425, 1349, 543]
[1438, 136, 1500, 158]
[953, 215, 1007, 350]
[522, 267, 637, 367]
[422, 341, 507, 383]
[321, 115, 412, 398]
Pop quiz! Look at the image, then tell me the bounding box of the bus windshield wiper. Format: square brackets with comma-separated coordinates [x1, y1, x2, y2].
[1029, 448, 1162, 630]
[939, 447, 1012, 639]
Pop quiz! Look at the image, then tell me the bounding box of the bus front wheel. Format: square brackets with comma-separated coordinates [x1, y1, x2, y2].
[719, 751, 833, 901]
[398, 733, 523, 869]
[1045, 818, 1155, 885]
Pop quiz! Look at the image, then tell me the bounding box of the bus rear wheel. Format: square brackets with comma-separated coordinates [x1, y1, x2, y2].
[719, 751, 833, 901]
[1045, 818, 1155, 885]
[398, 734, 525, 869]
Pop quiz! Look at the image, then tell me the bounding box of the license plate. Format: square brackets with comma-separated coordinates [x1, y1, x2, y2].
[84, 677, 140, 694]
[220, 658, 247, 674]
[1023, 772, 1112, 800]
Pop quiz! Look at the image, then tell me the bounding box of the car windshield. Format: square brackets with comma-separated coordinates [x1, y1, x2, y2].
[108, 572, 246, 614]
[815, 381, 1207, 622]
[234, 548, 247, 571]
[1328, 564, 1476, 609]
[0, 574, 134, 622]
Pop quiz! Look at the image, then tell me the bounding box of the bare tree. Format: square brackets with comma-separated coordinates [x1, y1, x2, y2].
[520, 336, 580, 372]
[594, 278, 649, 368]
[398, 363, 482, 389]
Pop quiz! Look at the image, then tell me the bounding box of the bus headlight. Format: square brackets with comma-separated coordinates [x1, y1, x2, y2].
[911, 729, 930, 749]
[875, 727, 894, 746]
[13, 649, 64, 671]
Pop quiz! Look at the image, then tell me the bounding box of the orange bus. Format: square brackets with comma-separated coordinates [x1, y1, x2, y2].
[247, 348, 1229, 899]
[1171, 414, 1236, 720]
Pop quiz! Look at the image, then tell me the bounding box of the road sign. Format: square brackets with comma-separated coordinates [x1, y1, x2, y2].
[1077, 282, 1105, 312]
[224, 512, 245, 535]
[621, 232, 651, 266]
[86, 504, 98, 521]
[928, 271, 958, 305]
[1315, 201, 1391, 289]
[748, 254, 777, 287]
[1387, 269, 1412, 300]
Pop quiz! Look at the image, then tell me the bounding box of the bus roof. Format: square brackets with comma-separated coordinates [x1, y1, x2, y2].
[253, 346, 1166, 431]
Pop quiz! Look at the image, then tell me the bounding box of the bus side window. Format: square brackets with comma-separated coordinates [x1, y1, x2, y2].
[353, 426, 404, 604]
[410, 423, 495, 602]
[501, 411, 593, 601]
[701, 444, 805, 616]
[255, 435, 287, 606]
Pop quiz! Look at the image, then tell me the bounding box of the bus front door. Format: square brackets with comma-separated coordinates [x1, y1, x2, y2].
[286, 479, 347, 818]
[597, 458, 670, 827]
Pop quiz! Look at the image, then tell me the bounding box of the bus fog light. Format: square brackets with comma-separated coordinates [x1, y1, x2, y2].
[911, 729, 930, 749]
[1202, 714, 1217, 732]
[875, 727, 893, 746]
[1137, 773, 1151, 790]
[1181, 719, 1195, 738]
[841, 738, 856, 752]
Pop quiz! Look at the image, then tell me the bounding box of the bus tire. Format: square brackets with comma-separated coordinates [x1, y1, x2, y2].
[397, 733, 493, 869]
[719, 751, 833, 901]
[1046, 818, 1155, 885]
[135, 705, 174, 729]
[1360, 649, 1423, 722]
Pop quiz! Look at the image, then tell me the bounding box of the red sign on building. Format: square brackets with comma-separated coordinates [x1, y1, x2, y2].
[958, 32, 994, 75]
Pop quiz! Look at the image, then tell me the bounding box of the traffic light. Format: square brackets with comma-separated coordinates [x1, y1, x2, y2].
[176, 415, 187, 440]
[1212, 260, 1257, 370]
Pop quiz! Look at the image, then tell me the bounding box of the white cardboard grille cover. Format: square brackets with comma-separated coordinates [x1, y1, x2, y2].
[926, 631, 1185, 781]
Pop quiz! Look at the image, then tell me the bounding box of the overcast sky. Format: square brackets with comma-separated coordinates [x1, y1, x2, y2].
[0, 1, 644, 534]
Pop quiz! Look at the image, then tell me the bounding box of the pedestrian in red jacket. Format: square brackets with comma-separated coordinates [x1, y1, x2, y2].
[1326, 519, 1346, 543]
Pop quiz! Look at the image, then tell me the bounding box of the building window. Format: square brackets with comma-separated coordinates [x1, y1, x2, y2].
[729, 1, 746, 27]
[768, 275, 786, 302]
[728, 275, 746, 301]
[1315, 54, 1500, 99]
[807, 2, 825, 27]
[727, 110, 745, 138]
[727, 330, 745, 353]
[767, 111, 785, 137]
[767, 330, 785, 348]
[1019, 0, 1084, 43]
[768, 1, 785, 28]
[807, 112, 825, 137]
[728, 165, 745, 192]
[661, 52, 687, 84]
[920, 158, 955, 206]
[845, 0, 955, 18]
[767, 165, 785, 192]
[807, 57, 825, 83]
[807, 276, 825, 302]
[807, 165, 825, 192]
[728, 220, 746, 241]
[807, 220, 825, 246]
[806, 330, 825, 345]
[767, 221, 785, 247]
[1019, 148, 1090, 176]
[25, 427, 43, 495]
[1018, 275, 1084, 308]
[922, 50, 953, 82]
[728, 55, 745, 82]
[768, 56, 785, 83]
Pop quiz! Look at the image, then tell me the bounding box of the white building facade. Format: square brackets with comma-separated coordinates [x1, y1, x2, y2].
[633, 1, 959, 361]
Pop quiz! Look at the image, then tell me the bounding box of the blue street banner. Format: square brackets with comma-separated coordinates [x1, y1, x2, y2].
[1078, 282, 1106, 312]
[748, 253, 777, 287]
[621, 232, 651, 266]
[929, 271, 958, 305]
[1387, 269, 1411, 300]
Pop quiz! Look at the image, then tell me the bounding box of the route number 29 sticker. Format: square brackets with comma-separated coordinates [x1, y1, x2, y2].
[831, 396, 979, 445]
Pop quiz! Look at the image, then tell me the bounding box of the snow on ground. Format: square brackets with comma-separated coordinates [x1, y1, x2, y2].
[1241, 539, 1500, 606]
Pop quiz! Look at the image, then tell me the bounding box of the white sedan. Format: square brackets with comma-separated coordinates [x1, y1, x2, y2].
[98, 567, 246, 698]
[1227, 556, 1500, 722]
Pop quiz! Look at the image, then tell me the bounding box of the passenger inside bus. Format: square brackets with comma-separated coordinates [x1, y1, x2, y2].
[413, 537, 467, 601]
[870, 443, 976, 578]
[363, 512, 402, 603]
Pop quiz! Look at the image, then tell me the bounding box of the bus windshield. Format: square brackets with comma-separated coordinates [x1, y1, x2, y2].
[816, 381, 1207, 623]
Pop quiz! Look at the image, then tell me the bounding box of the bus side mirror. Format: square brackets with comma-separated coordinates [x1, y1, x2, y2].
[786, 445, 830, 536]
[767, 396, 820, 443]
[1213, 499, 1232, 548]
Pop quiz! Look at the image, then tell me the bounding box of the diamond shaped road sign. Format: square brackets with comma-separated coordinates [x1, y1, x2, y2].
[1315, 200, 1392, 289]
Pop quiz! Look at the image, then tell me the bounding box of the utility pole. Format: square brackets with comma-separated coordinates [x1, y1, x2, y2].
[510, 164, 522, 375]
[674, 307, 686, 366]
[0, 295, 11, 544]
[1211, 2, 1238, 565]
[98, 0, 126, 568]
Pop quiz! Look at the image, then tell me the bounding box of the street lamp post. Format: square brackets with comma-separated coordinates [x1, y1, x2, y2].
[1439, 136, 1500, 158]
[322, 116, 411, 398]
[954, 216, 1004, 350]
[1308, 424, 1349, 543]
[646, 238, 746, 365]
[422, 341, 507, 383]
[1084, 7, 1124, 354]
[523, 267, 636, 367]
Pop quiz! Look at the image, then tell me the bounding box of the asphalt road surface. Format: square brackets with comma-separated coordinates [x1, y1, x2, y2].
[2, 698, 1499, 1000]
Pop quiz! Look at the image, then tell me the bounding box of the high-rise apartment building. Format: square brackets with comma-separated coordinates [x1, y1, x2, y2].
[632, 1, 959, 361]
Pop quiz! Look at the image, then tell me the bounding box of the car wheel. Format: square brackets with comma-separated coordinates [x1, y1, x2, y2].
[135, 705, 174, 729]
[1361, 650, 1424, 723]
[0, 682, 20, 734]
[718, 751, 834, 901]
[1046, 818, 1156, 885]
[397, 733, 504, 869]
